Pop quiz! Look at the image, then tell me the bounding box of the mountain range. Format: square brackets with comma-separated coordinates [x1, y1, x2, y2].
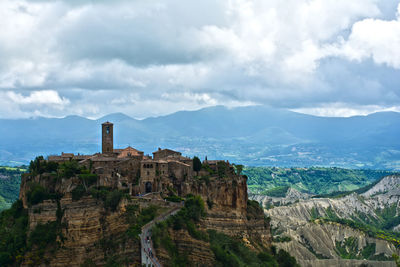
[1, 105, 400, 169]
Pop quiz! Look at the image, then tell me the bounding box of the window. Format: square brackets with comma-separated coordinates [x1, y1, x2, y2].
[106, 126, 110, 134]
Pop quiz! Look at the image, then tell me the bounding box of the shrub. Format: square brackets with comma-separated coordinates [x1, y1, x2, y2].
[276, 249, 300, 267]
[201, 164, 214, 175]
[246, 199, 263, 220]
[233, 164, 243, 175]
[28, 221, 59, 250]
[183, 195, 205, 222]
[164, 195, 183, 203]
[60, 160, 80, 178]
[207, 198, 214, 209]
[208, 229, 279, 267]
[217, 161, 227, 178]
[26, 183, 49, 206]
[79, 173, 98, 187]
[71, 184, 86, 201]
[199, 175, 210, 185]
[0, 200, 28, 266]
[90, 187, 110, 201]
[28, 156, 45, 175]
[193, 156, 202, 173]
[105, 190, 123, 211]
[125, 205, 158, 239]
[264, 186, 290, 198]
[90, 187, 127, 211]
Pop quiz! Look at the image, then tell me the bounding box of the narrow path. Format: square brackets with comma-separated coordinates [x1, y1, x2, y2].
[140, 202, 183, 267]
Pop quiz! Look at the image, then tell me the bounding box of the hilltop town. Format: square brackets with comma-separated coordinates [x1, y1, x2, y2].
[6, 122, 290, 266]
[46, 121, 232, 198]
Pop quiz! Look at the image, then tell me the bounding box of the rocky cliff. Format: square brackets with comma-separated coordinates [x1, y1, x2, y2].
[11, 160, 273, 266]
[251, 175, 400, 267]
[150, 171, 273, 266]
[23, 197, 140, 266]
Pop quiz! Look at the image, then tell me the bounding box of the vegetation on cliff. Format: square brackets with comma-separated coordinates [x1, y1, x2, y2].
[311, 205, 400, 249]
[0, 166, 26, 211]
[0, 200, 28, 266]
[0, 197, 66, 266]
[152, 196, 298, 267]
[0, 155, 301, 266]
[244, 166, 396, 195]
[152, 195, 207, 262]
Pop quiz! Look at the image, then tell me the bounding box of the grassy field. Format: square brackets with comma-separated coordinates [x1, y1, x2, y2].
[244, 166, 396, 195]
[0, 166, 26, 211]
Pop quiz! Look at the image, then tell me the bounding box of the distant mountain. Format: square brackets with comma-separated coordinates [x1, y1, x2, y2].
[1, 105, 400, 169]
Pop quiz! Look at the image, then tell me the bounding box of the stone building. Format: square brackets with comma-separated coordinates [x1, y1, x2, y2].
[48, 121, 203, 196]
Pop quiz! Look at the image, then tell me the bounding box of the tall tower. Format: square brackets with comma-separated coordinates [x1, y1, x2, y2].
[102, 122, 113, 154]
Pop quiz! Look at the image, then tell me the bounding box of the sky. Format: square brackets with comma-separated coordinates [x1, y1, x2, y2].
[1, 0, 400, 119]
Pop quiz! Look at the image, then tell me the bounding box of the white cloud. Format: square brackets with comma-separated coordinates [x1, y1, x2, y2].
[0, 0, 399, 118]
[292, 103, 400, 117]
[339, 3, 400, 68]
[0, 90, 70, 118]
[7, 90, 69, 105]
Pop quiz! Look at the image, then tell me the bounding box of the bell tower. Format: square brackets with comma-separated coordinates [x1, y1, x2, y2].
[102, 122, 113, 154]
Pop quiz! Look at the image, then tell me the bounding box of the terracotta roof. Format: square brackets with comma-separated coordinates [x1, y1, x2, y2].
[152, 148, 180, 154]
[168, 160, 190, 167]
[205, 160, 225, 164]
[122, 146, 143, 153]
[61, 153, 74, 157]
[85, 154, 126, 162]
[166, 155, 191, 160]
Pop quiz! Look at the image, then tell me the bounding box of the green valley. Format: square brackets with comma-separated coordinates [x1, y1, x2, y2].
[0, 167, 26, 211]
[244, 166, 396, 195]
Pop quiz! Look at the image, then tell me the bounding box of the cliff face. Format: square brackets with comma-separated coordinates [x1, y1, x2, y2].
[23, 196, 140, 266]
[156, 228, 216, 266]
[154, 174, 272, 266]
[180, 171, 271, 247]
[17, 161, 272, 266]
[250, 175, 400, 267]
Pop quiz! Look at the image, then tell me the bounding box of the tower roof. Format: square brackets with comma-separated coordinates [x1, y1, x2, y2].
[102, 121, 113, 125]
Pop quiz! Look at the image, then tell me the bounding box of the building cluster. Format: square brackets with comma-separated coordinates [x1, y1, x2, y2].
[48, 122, 226, 195]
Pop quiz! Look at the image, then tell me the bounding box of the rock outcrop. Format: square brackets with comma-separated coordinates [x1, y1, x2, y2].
[23, 196, 140, 266]
[18, 159, 272, 266]
[250, 175, 400, 267]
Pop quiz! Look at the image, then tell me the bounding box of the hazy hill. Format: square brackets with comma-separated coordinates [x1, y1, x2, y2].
[1, 105, 400, 169]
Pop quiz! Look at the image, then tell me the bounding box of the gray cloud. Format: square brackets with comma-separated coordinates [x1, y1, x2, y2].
[0, 0, 400, 119]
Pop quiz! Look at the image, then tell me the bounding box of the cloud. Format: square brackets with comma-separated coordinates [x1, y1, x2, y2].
[339, 4, 400, 68]
[0, 0, 399, 119]
[0, 90, 70, 118]
[292, 103, 400, 117]
[7, 90, 69, 105]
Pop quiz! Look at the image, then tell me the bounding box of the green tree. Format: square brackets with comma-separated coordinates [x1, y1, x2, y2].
[193, 156, 202, 174]
[393, 254, 400, 267]
[234, 164, 243, 175]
